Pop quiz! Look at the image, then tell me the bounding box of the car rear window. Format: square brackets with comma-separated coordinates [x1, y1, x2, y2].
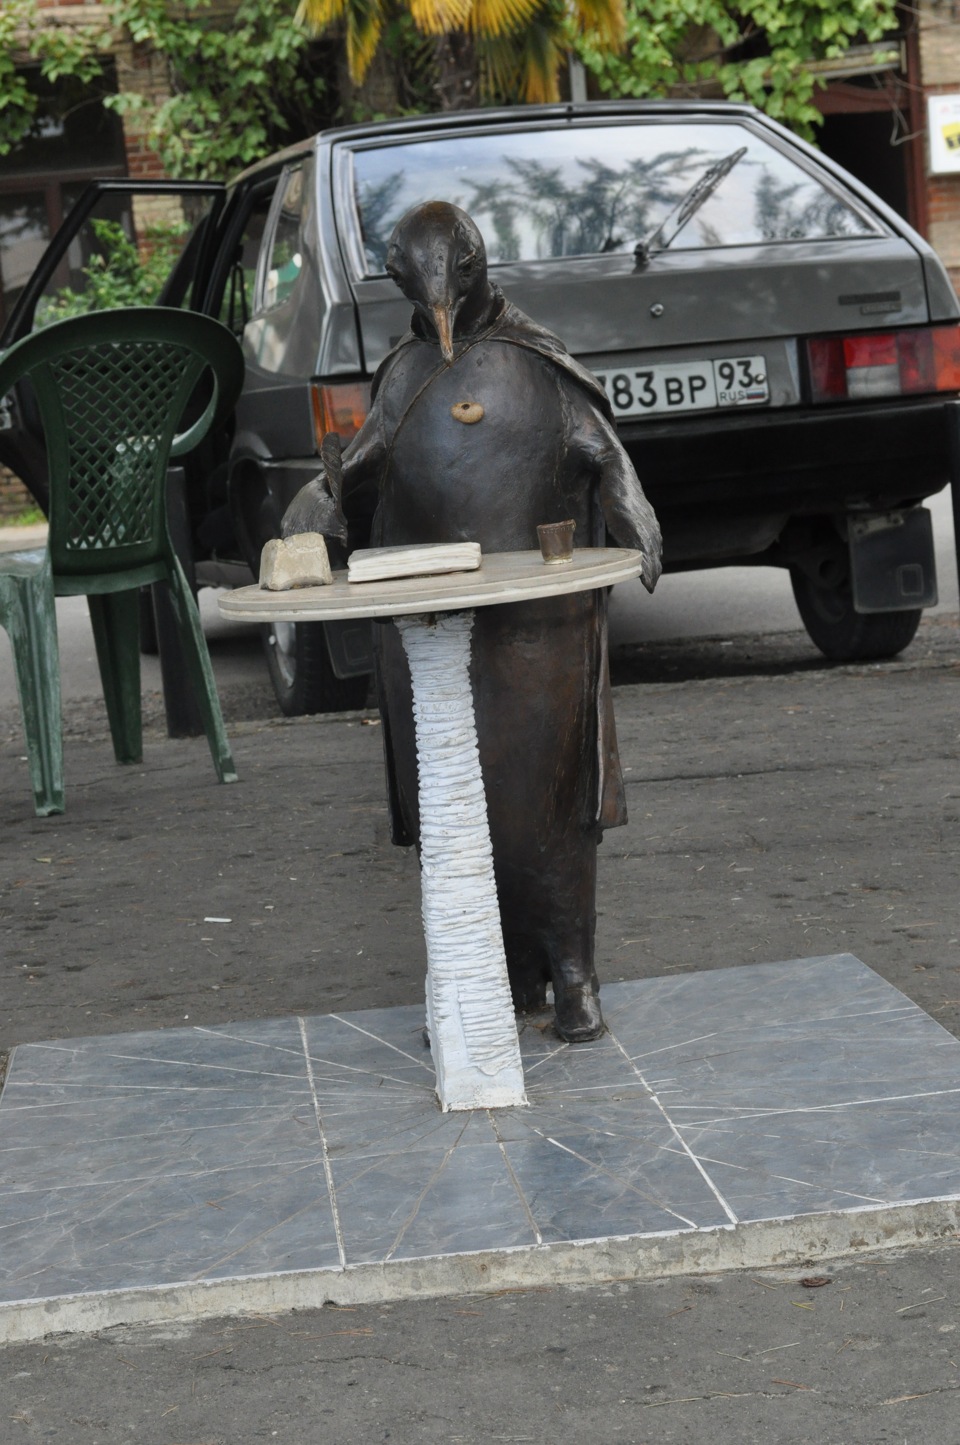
[351, 122, 879, 274]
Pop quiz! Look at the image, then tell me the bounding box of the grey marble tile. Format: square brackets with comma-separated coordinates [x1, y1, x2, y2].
[0, 1095, 323, 1195]
[5, 1017, 309, 1091]
[499, 1129, 729, 1241]
[321, 1094, 469, 1160]
[604, 955, 889, 1035]
[0, 1163, 341, 1303]
[301, 1008, 435, 1085]
[331, 1130, 537, 1262]
[602, 958, 960, 1131]
[488, 1090, 665, 1146]
[603, 955, 931, 1062]
[3, 957, 960, 1313]
[0, 1019, 320, 1202]
[521, 1041, 644, 1105]
[680, 1092, 960, 1222]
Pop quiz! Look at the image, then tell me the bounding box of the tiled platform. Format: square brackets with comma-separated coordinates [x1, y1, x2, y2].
[2, 954, 960, 1342]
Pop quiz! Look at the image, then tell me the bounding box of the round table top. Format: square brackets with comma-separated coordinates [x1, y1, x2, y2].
[218, 547, 644, 623]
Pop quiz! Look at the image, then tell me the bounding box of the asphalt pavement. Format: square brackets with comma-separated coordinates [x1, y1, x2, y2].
[1, 525, 960, 1442]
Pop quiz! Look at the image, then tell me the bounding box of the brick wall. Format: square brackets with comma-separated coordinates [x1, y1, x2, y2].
[113, 35, 172, 182]
[1, 5, 184, 520]
[12, 1, 172, 183]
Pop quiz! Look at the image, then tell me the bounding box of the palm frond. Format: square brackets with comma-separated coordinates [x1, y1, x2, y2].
[481, 11, 564, 103]
[469, 0, 544, 40]
[408, 0, 472, 35]
[298, 0, 384, 82]
[296, 0, 348, 30]
[569, 0, 624, 46]
[518, 20, 564, 103]
[345, 2, 385, 83]
[477, 31, 523, 99]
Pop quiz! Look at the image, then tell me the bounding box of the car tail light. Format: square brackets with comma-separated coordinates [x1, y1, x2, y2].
[807, 326, 960, 402]
[310, 381, 370, 445]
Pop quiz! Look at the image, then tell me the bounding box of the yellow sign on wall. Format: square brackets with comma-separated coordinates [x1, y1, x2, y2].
[928, 94, 960, 173]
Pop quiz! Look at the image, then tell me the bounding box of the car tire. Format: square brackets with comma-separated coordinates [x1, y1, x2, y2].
[790, 568, 922, 661]
[261, 619, 370, 714]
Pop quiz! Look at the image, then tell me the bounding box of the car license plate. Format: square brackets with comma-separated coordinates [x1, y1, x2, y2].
[594, 355, 769, 418]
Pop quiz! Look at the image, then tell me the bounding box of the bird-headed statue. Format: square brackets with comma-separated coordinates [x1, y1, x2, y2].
[283, 201, 662, 1042]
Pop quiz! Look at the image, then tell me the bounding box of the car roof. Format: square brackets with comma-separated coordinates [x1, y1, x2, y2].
[229, 99, 766, 186]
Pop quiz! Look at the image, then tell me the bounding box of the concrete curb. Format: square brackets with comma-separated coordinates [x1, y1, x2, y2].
[3, 1197, 959, 1345]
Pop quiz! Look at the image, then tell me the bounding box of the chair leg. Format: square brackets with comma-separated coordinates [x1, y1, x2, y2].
[87, 590, 143, 765]
[164, 559, 237, 783]
[0, 564, 65, 816]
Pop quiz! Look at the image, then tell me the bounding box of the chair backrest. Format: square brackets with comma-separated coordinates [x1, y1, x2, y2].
[0, 308, 244, 580]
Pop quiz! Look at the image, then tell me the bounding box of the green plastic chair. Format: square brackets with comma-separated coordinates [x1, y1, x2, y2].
[0, 544, 64, 815]
[0, 307, 246, 809]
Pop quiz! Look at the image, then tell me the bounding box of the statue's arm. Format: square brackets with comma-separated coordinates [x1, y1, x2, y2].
[280, 407, 386, 555]
[563, 380, 662, 594]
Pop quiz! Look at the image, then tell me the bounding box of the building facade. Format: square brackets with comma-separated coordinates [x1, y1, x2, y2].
[0, 0, 171, 514]
[3, 1, 960, 517]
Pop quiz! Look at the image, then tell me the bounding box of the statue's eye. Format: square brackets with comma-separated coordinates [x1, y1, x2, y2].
[458, 252, 477, 274]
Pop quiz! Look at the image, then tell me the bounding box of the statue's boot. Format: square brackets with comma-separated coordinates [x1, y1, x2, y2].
[496, 826, 603, 1041]
[546, 971, 601, 1040]
[552, 956, 604, 1042]
[503, 940, 602, 1040]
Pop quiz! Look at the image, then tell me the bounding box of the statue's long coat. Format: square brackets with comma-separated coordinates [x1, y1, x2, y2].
[339, 297, 658, 1001]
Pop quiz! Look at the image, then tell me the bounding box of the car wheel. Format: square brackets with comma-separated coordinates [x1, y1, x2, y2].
[261, 619, 370, 714]
[790, 568, 921, 661]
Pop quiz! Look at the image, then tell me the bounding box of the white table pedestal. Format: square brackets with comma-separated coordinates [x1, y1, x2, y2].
[219, 549, 645, 1113]
[396, 611, 526, 1110]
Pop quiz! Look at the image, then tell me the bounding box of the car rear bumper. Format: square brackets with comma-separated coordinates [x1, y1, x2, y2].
[620, 394, 959, 566]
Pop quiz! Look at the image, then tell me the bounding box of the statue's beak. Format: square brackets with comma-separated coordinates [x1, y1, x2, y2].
[431, 303, 455, 363]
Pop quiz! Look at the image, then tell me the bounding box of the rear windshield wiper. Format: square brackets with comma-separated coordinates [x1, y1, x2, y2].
[634, 146, 748, 268]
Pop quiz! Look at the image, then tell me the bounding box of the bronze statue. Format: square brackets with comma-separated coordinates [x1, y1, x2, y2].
[283, 202, 661, 1041]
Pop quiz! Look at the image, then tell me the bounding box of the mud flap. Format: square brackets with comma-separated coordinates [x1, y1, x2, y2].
[849, 507, 938, 613]
[324, 618, 374, 678]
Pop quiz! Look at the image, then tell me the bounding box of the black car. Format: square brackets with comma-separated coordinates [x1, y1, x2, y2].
[4, 100, 959, 713]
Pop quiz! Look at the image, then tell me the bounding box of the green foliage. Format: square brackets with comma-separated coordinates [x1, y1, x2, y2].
[574, 0, 901, 139]
[0, 2, 42, 155]
[6, 505, 45, 527]
[0, 0, 326, 177]
[0, 0, 902, 154]
[106, 0, 327, 177]
[35, 219, 189, 325]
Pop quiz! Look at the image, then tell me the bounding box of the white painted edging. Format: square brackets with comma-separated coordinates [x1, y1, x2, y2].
[3, 1198, 959, 1345]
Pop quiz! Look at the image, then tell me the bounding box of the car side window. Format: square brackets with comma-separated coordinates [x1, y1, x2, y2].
[262, 165, 307, 311]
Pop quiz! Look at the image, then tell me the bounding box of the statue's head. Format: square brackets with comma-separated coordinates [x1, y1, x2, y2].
[385, 202, 495, 362]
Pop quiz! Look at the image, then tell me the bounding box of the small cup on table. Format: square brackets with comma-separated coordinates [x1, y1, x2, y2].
[537, 519, 576, 564]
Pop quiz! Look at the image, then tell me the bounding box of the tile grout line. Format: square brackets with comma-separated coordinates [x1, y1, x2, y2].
[523, 1129, 702, 1230]
[664, 1083, 960, 1126]
[488, 1113, 543, 1245]
[606, 1026, 740, 1227]
[383, 1121, 470, 1262]
[299, 1017, 347, 1270]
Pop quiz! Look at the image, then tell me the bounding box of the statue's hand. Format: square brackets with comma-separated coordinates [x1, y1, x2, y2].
[281, 432, 349, 545]
[638, 535, 662, 595]
[281, 455, 349, 548]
